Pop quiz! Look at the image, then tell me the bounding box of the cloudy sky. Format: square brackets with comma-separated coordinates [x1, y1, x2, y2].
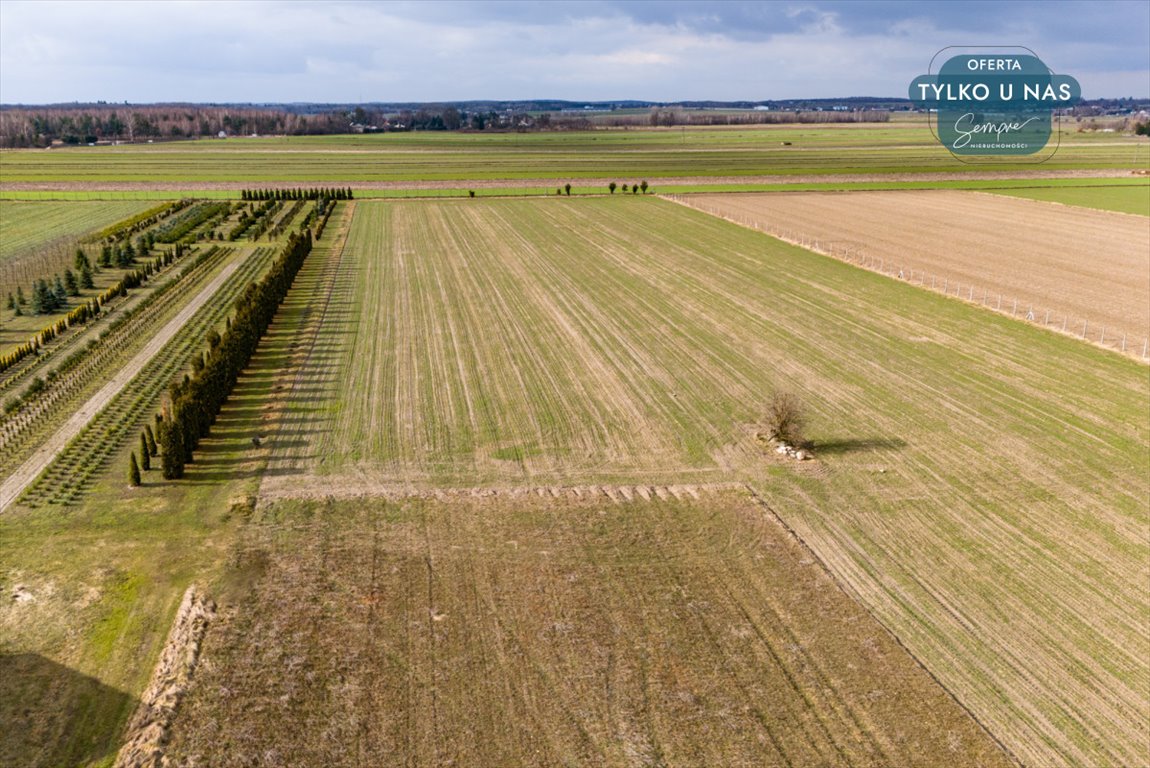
[1, 0, 1146, 104]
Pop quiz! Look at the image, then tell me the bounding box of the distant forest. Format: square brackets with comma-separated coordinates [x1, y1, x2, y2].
[0, 102, 891, 148]
[0, 96, 1142, 147]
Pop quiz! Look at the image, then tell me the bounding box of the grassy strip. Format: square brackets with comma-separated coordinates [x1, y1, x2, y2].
[0, 190, 241, 201]
[3, 177, 1142, 203]
[986, 184, 1150, 215]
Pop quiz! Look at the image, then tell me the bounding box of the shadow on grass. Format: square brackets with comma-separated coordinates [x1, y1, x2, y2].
[812, 437, 907, 455]
[0, 653, 137, 768]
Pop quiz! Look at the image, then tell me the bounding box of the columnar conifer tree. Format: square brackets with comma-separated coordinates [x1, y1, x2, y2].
[160, 230, 314, 478]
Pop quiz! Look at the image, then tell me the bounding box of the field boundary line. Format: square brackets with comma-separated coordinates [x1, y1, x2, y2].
[738, 482, 1025, 768]
[256, 478, 745, 507]
[0, 255, 250, 512]
[113, 584, 215, 768]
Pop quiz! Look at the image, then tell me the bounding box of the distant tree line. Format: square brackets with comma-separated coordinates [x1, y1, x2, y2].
[636, 109, 891, 127]
[0, 106, 354, 148]
[0, 103, 908, 148]
[158, 231, 313, 479]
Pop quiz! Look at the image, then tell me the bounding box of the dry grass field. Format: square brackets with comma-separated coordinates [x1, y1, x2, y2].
[244, 198, 1147, 768]
[680, 190, 1150, 349]
[164, 491, 1014, 768]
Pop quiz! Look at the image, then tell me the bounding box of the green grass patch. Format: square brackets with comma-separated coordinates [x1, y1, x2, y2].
[0, 200, 155, 261]
[988, 183, 1150, 215]
[0, 123, 1142, 185]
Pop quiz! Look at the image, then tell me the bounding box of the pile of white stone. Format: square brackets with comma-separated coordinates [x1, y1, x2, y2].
[774, 442, 811, 461]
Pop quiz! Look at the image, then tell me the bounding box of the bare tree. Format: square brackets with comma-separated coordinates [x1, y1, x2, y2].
[764, 391, 807, 446]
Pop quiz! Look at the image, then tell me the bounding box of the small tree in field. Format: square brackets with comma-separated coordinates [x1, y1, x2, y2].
[608, 182, 617, 194]
[564, 183, 571, 196]
[764, 391, 807, 446]
[640, 180, 649, 194]
[128, 452, 141, 486]
[139, 432, 151, 471]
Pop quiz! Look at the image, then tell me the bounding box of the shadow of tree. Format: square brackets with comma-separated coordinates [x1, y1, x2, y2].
[812, 437, 908, 455]
[0, 653, 137, 768]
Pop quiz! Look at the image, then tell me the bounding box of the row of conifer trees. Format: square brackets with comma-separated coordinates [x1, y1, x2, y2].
[157, 231, 313, 478]
[240, 187, 353, 201]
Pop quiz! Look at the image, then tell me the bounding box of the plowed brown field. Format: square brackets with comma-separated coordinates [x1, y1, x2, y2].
[164, 492, 1015, 768]
[682, 190, 1150, 348]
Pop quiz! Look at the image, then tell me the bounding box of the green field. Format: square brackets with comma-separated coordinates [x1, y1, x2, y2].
[250, 198, 1147, 768]
[1, 126, 1148, 768]
[0, 123, 1144, 185]
[0, 200, 153, 261]
[990, 183, 1150, 215]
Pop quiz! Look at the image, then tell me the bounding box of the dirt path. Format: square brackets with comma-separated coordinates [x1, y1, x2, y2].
[0, 256, 247, 511]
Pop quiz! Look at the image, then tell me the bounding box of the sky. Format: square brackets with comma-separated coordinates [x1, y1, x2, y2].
[0, 0, 1147, 104]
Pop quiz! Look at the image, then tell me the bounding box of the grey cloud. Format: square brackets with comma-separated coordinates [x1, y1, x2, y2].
[0, 0, 1145, 103]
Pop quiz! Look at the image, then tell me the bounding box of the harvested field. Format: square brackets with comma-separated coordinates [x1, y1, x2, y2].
[681, 190, 1150, 349]
[164, 492, 1014, 768]
[250, 197, 1148, 767]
